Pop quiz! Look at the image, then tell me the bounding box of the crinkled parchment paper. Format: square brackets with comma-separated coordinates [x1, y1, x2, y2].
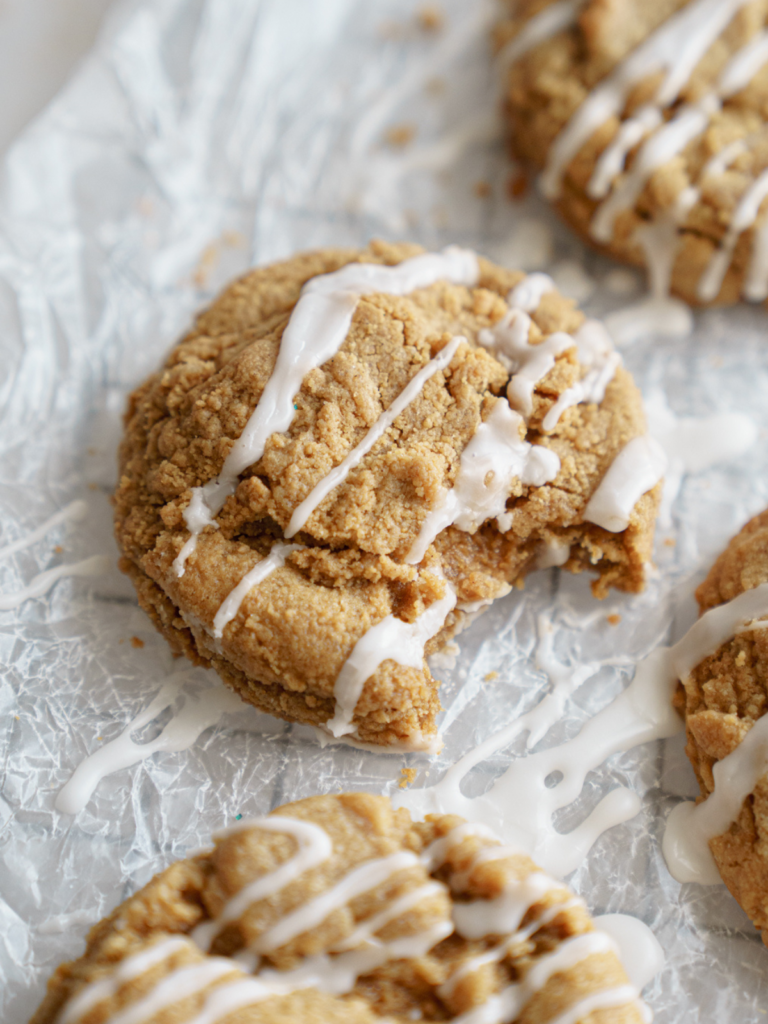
[2, 0, 768, 1020]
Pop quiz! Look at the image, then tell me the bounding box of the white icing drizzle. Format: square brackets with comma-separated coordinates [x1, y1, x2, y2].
[545, 985, 642, 1024]
[333, 881, 446, 951]
[583, 435, 667, 533]
[327, 572, 457, 739]
[173, 247, 479, 576]
[0, 499, 87, 561]
[107, 958, 238, 1024]
[183, 977, 275, 1024]
[438, 897, 584, 1000]
[212, 542, 302, 639]
[407, 399, 560, 563]
[192, 816, 333, 952]
[644, 391, 757, 529]
[479, 308, 573, 419]
[285, 335, 465, 538]
[420, 822, 498, 872]
[452, 871, 562, 939]
[449, 933, 641, 1024]
[594, 914, 665, 993]
[497, 0, 584, 72]
[252, 850, 420, 952]
[0, 554, 110, 611]
[56, 675, 243, 815]
[589, 30, 768, 245]
[394, 639, 683, 878]
[542, 320, 621, 432]
[507, 272, 556, 312]
[535, 537, 571, 570]
[591, 99, 715, 245]
[662, 584, 768, 883]
[59, 937, 193, 1024]
[698, 166, 768, 301]
[540, 0, 754, 199]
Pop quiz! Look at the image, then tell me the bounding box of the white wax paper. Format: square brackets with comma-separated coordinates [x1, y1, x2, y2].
[2, 0, 768, 1020]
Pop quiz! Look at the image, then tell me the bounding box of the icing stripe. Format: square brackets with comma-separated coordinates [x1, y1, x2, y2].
[212, 542, 302, 639]
[173, 247, 479, 577]
[498, 0, 584, 72]
[193, 816, 333, 952]
[583, 435, 667, 533]
[59, 938, 193, 1024]
[541, 0, 754, 199]
[406, 399, 560, 563]
[285, 335, 465, 538]
[252, 850, 420, 952]
[327, 573, 457, 738]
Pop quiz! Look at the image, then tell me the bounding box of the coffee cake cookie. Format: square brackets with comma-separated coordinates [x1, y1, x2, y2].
[31, 792, 647, 1024]
[114, 241, 662, 750]
[498, 0, 768, 306]
[668, 509, 768, 940]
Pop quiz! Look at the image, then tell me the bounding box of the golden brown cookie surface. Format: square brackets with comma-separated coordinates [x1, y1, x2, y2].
[30, 793, 645, 1024]
[115, 240, 659, 748]
[675, 509, 768, 940]
[498, 0, 768, 306]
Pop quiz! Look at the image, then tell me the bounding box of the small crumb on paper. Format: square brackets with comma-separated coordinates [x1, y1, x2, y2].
[664, 537, 677, 547]
[54, 545, 63, 555]
[417, 5, 444, 32]
[474, 180, 491, 199]
[399, 767, 417, 788]
[425, 76, 445, 96]
[484, 671, 499, 682]
[607, 614, 621, 626]
[507, 171, 527, 200]
[385, 123, 416, 148]
[130, 636, 145, 649]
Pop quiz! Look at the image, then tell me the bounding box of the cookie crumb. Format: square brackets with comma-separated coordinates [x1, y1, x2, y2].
[399, 767, 417, 788]
[736, 649, 747, 667]
[506, 171, 527, 200]
[87, 482, 99, 491]
[222, 230, 246, 248]
[663, 537, 677, 547]
[484, 671, 499, 682]
[417, 5, 444, 32]
[130, 636, 145, 649]
[53, 545, 63, 555]
[385, 123, 416, 148]
[474, 180, 492, 199]
[607, 614, 621, 626]
[193, 243, 220, 288]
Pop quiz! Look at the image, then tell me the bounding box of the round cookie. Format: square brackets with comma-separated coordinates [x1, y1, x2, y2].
[114, 240, 661, 750]
[674, 509, 768, 940]
[497, 0, 768, 306]
[31, 793, 647, 1024]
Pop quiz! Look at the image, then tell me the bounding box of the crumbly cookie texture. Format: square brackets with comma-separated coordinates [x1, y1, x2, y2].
[497, 0, 768, 306]
[114, 240, 658, 748]
[30, 792, 643, 1024]
[675, 509, 768, 942]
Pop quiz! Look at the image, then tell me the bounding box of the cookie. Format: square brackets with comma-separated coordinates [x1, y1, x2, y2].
[671, 509, 768, 940]
[114, 240, 662, 750]
[30, 792, 646, 1024]
[498, 0, 768, 306]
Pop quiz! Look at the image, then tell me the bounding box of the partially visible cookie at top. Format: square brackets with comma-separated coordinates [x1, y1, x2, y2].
[497, 0, 768, 306]
[30, 792, 648, 1024]
[114, 240, 662, 751]
[673, 509, 768, 941]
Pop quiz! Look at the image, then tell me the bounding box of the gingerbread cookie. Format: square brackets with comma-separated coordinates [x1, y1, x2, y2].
[114, 240, 662, 750]
[669, 509, 768, 940]
[31, 792, 646, 1024]
[498, 0, 768, 306]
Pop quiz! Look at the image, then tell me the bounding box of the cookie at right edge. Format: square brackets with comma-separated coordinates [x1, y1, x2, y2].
[672, 509, 768, 940]
[496, 0, 768, 307]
